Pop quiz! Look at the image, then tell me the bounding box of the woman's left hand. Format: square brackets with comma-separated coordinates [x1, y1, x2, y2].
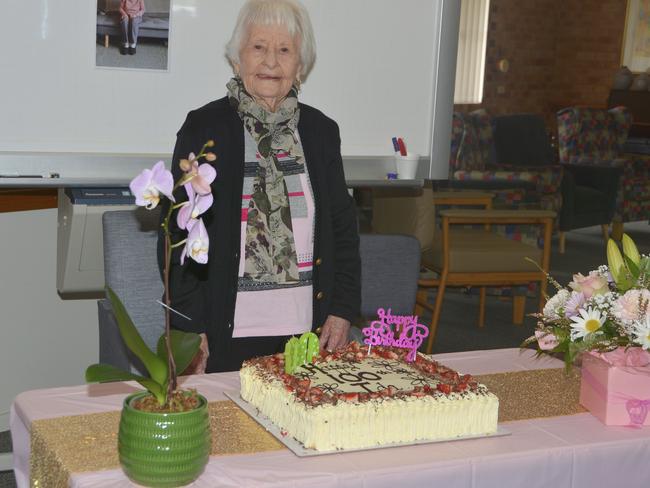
[319, 315, 350, 353]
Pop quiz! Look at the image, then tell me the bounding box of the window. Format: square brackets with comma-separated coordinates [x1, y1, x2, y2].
[454, 0, 490, 104]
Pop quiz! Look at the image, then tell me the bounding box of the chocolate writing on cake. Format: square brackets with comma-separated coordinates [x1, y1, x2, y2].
[296, 359, 438, 394]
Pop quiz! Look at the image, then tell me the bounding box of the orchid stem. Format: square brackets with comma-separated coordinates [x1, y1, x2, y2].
[163, 196, 178, 404]
[170, 239, 187, 249]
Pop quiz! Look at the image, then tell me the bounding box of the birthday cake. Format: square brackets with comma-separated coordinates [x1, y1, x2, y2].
[240, 341, 499, 451]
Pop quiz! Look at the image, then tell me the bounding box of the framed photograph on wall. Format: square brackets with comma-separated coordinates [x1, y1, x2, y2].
[622, 0, 650, 72]
[96, 0, 171, 71]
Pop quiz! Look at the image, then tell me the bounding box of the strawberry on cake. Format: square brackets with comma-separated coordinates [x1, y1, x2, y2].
[240, 342, 499, 451]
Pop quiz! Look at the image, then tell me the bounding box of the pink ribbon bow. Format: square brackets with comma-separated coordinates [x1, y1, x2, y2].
[582, 366, 650, 427]
[626, 399, 650, 426]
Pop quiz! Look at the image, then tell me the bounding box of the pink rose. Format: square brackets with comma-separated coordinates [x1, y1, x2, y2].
[568, 271, 608, 299]
[613, 289, 650, 325]
[535, 330, 560, 351]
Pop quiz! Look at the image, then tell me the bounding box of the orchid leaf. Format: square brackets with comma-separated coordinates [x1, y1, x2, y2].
[106, 286, 168, 387]
[85, 364, 166, 404]
[156, 329, 202, 375]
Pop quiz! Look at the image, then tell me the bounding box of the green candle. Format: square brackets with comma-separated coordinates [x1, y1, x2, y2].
[301, 332, 320, 364]
[284, 332, 320, 374]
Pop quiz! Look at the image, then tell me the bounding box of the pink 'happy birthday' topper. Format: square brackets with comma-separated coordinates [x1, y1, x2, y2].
[361, 308, 429, 362]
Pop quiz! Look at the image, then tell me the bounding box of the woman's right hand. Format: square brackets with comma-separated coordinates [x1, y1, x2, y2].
[183, 333, 209, 375]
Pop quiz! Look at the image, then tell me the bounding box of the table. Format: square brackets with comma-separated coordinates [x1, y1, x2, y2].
[11, 349, 650, 488]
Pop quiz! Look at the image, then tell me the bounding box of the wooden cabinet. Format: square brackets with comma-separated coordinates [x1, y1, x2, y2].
[0, 189, 57, 213]
[608, 89, 650, 138]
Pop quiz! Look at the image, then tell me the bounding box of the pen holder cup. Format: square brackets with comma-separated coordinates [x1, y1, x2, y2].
[395, 154, 420, 180]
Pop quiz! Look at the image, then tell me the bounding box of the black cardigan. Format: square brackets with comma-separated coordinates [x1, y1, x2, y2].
[158, 97, 361, 372]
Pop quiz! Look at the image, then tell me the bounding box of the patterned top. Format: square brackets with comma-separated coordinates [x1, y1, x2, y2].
[120, 0, 145, 17]
[232, 129, 315, 338]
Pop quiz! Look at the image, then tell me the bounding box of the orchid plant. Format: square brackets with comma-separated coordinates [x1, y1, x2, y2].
[524, 234, 650, 368]
[86, 142, 217, 408]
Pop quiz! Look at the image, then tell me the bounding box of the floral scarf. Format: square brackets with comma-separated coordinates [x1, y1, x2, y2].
[227, 77, 304, 283]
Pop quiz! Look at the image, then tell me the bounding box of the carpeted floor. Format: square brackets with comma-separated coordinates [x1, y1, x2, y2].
[96, 39, 168, 71]
[0, 433, 10, 457]
[0, 431, 16, 488]
[1, 222, 648, 487]
[423, 221, 650, 354]
[0, 471, 14, 488]
[0, 429, 13, 487]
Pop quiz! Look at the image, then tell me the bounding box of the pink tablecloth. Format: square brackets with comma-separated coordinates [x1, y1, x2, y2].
[10, 349, 650, 488]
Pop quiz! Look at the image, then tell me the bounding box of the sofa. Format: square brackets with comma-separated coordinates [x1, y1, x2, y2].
[96, 0, 170, 47]
[557, 106, 650, 237]
[446, 109, 563, 246]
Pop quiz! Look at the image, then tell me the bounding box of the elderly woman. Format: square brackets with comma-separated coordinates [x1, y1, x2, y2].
[160, 0, 361, 373]
[119, 0, 145, 55]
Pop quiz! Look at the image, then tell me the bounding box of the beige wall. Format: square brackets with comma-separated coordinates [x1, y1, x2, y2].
[0, 209, 97, 432]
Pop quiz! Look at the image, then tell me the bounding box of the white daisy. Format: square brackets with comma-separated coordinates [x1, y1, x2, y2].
[569, 308, 606, 341]
[631, 317, 650, 350]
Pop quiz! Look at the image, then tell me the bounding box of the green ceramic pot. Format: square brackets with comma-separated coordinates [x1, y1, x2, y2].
[118, 392, 211, 487]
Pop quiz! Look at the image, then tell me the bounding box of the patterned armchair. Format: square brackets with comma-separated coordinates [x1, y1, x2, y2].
[557, 106, 650, 236]
[448, 109, 563, 246]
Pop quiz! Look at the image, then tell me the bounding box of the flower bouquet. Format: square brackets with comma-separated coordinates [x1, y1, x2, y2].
[524, 234, 650, 426]
[85, 142, 217, 487]
[525, 234, 650, 366]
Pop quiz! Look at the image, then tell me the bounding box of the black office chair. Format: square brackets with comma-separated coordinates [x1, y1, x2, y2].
[558, 164, 622, 252]
[346, 233, 421, 343]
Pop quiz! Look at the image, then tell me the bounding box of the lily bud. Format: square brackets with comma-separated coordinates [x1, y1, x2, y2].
[179, 159, 192, 172]
[205, 152, 217, 162]
[607, 238, 625, 284]
[622, 233, 641, 267]
[206, 140, 215, 148]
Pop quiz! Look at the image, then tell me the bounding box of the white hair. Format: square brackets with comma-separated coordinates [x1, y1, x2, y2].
[225, 0, 316, 79]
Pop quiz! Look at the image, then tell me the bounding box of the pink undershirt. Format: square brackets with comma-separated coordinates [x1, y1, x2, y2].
[232, 172, 315, 338]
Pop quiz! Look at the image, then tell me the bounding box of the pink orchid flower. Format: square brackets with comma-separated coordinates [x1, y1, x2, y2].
[180, 218, 209, 265]
[535, 330, 560, 351]
[129, 161, 174, 209]
[177, 183, 213, 230]
[184, 158, 216, 196]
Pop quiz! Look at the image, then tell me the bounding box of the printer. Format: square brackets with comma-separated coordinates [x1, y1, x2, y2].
[57, 187, 136, 296]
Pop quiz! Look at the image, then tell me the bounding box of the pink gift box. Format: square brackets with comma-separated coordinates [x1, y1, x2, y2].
[579, 349, 650, 426]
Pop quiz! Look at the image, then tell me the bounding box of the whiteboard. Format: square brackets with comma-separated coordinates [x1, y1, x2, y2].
[0, 0, 459, 180]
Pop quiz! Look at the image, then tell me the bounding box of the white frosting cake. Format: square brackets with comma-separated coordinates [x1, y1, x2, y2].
[240, 342, 499, 451]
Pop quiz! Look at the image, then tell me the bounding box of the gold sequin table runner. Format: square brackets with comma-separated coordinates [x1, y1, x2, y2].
[30, 400, 284, 487]
[30, 368, 584, 487]
[477, 367, 585, 422]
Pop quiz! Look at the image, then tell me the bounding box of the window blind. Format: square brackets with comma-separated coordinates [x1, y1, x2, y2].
[454, 0, 490, 104]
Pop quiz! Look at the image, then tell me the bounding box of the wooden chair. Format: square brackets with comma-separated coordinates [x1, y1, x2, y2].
[416, 193, 555, 354]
